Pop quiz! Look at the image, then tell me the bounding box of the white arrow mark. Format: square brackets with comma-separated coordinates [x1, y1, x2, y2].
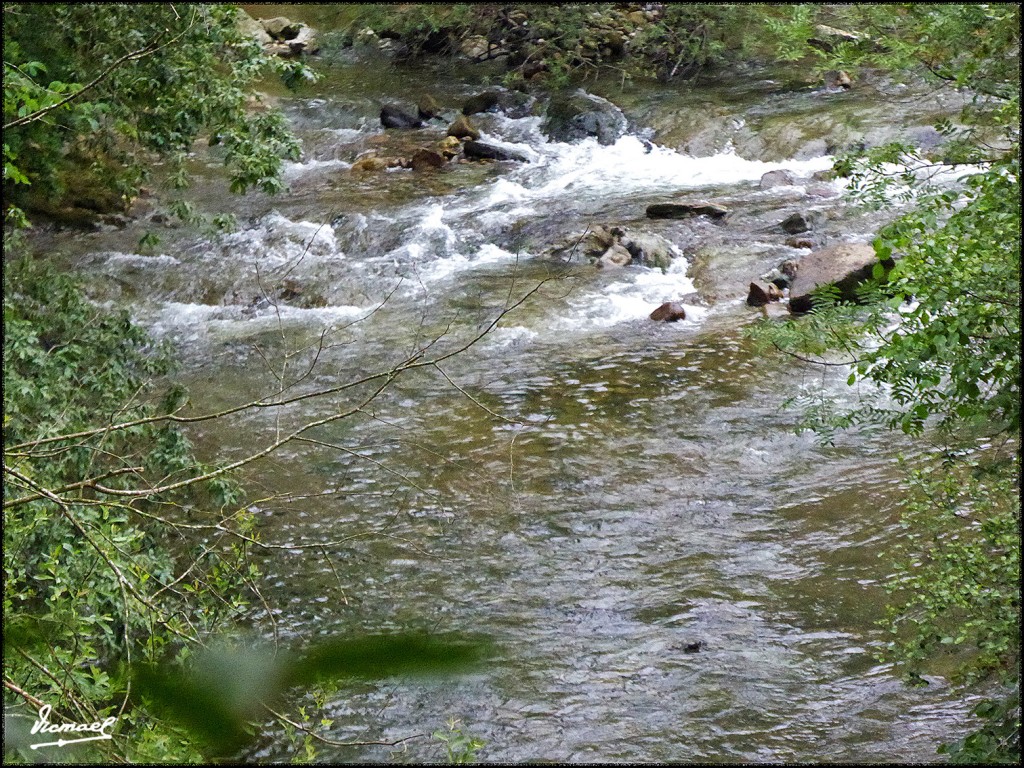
[31, 734, 112, 749]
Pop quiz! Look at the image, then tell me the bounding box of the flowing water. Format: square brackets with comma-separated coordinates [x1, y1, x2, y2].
[29, 43, 985, 763]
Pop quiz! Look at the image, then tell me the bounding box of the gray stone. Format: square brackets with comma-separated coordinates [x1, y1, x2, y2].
[789, 243, 893, 313]
[541, 90, 627, 146]
[759, 170, 796, 189]
[622, 231, 675, 270]
[780, 210, 825, 234]
[261, 17, 300, 41]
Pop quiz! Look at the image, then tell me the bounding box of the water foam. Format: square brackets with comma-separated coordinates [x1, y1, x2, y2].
[483, 135, 836, 210]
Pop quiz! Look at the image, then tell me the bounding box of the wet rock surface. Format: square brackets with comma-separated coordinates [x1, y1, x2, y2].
[789, 242, 892, 313]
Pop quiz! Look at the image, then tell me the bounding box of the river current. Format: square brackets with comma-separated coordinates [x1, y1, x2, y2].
[30, 43, 983, 763]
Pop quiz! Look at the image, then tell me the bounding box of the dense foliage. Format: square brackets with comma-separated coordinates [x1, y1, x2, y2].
[3, 3, 308, 227]
[3, 257, 254, 761]
[747, 4, 1020, 762]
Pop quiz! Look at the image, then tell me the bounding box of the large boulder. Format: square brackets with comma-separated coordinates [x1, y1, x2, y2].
[789, 243, 894, 313]
[463, 140, 529, 162]
[541, 90, 627, 146]
[647, 201, 728, 220]
[237, 10, 272, 45]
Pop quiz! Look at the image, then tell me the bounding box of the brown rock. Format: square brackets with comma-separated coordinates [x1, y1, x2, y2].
[410, 148, 445, 171]
[650, 302, 687, 322]
[437, 136, 462, 159]
[417, 94, 442, 121]
[351, 155, 389, 173]
[447, 115, 481, 141]
[746, 282, 771, 307]
[786, 236, 820, 250]
[824, 69, 853, 89]
[766, 283, 783, 302]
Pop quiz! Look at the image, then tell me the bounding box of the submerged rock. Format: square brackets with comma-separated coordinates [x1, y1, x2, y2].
[789, 242, 893, 313]
[621, 231, 676, 270]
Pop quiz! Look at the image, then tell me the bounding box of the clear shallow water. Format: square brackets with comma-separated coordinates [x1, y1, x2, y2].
[34, 50, 982, 762]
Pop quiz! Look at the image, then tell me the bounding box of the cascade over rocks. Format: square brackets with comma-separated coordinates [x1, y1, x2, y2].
[546, 225, 677, 270]
[789, 243, 893, 313]
[541, 90, 628, 146]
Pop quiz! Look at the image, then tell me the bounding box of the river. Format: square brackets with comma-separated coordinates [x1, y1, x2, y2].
[29, 37, 983, 763]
